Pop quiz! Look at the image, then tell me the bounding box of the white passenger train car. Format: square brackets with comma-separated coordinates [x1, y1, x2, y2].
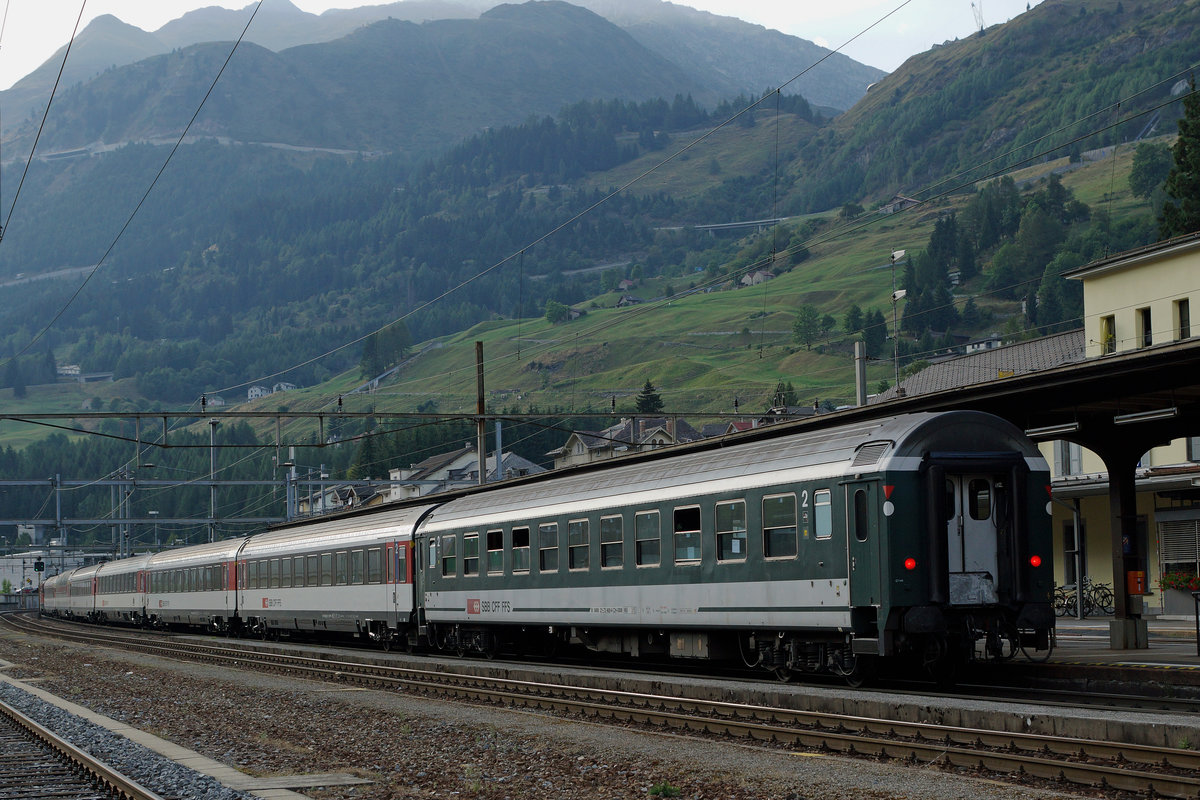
[237, 504, 432, 646]
[67, 564, 100, 620]
[40, 569, 75, 617]
[94, 554, 153, 625]
[146, 539, 246, 631]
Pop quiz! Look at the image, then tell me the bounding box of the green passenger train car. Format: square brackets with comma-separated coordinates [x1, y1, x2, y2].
[415, 410, 1054, 681]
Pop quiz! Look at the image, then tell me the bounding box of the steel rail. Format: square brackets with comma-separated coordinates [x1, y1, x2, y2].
[10, 613, 1200, 799]
[0, 697, 167, 800]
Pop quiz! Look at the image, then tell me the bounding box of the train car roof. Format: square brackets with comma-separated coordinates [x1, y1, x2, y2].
[146, 537, 247, 569]
[240, 503, 437, 557]
[69, 564, 101, 581]
[41, 569, 74, 586]
[421, 411, 1042, 531]
[95, 554, 154, 576]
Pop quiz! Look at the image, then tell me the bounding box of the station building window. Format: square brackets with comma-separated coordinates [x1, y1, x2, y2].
[716, 500, 747, 562]
[763, 494, 798, 557]
[1099, 315, 1116, 354]
[1177, 298, 1192, 340]
[1138, 307, 1153, 348]
[1159, 518, 1200, 578]
[1054, 441, 1083, 476]
[568, 519, 590, 570]
[512, 527, 531, 573]
[539, 523, 558, 572]
[600, 515, 623, 568]
[673, 506, 701, 564]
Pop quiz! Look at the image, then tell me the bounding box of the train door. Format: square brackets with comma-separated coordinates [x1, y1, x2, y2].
[944, 473, 1003, 605]
[846, 481, 882, 606]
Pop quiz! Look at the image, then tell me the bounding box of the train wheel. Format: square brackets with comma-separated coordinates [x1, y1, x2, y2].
[773, 666, 793, 682]
[1019, 627, 1054, 663]
[842, 656, 878, 688]
[984, 624, 1019, 661]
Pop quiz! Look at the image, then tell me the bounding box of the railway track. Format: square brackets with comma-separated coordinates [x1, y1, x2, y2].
[8, 612, 1200, 799]
[0, 695, 165, 800]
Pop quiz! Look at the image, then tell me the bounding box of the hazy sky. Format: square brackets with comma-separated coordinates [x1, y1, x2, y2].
[3, 0, 1044, 90]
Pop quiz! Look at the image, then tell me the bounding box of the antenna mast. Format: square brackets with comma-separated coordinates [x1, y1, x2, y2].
[971, 1, 985, 32]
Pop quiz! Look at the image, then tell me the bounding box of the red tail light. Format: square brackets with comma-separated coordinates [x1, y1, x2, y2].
[1029, 555, 1042, 567]
[904, 557, 917, 570]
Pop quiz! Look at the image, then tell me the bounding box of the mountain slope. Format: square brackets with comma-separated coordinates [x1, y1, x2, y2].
[3, 15, 167, 131]
[789, 0, 1200, 210]
[15, 2, 701, 157]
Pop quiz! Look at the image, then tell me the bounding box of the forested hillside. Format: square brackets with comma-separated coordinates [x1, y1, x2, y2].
[0, 0, 1191, 483]
[791, 0, 1200, 211]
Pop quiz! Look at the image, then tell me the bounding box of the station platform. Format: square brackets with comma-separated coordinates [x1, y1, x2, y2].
[1052, 616, 1200, 666]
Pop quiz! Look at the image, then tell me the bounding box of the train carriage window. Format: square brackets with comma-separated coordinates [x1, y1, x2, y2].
[673, 506, 701, 564]
[568, 520, 590, 570]
[600, 516, 623, 568]
[428, 538, 438, 570]
[367, 548, 383, 584]
[321, 553, 334, 586]
[539, 523, 559, 572]
[463, 533, 480, 576]
[270, 559, 281, 589]
[306, 555, 319, 587]
[336, 552, 349, 585]
[512, 527, 531, 573]
[716, 500, 748, 562]
[296, 556, 307, 587]
[969, 479, 992, 521]
[763, 494, 798, 558]
[852, 489, 869, 542]
[396, 546, 408, 584]
[487, 530, 504, 575]
[441, 535, 458, 577]
[814, 489, 833, 540]
[635, 511, 660, 566]
[352, 549, 365, 584]
[281, 558, 292, 588]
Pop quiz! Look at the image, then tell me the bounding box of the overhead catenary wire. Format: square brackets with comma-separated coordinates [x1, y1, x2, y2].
[0, 0, 85, 252]
[0, 0, 265, 371]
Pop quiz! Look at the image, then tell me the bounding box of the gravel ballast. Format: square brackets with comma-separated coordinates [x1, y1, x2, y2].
[0, 630, 1092, 800]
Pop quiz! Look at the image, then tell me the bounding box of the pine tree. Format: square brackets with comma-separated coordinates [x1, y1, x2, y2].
[1160, 79, 1200, 239]
[635, 380, 664, 413]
